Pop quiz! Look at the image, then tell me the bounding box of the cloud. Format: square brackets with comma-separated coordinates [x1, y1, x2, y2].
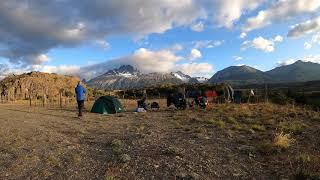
[273, 35, 284, 42]
[0, 64, 9, 79]
[80, 48, 213, 79]
[276, 58, 296, 66]
[193, 40, 224, 49]
[302, 32, 320, 49]
[170, 44, 184, 52]
[0, 0, 206, 65]
[288, 16, 320, 38]
[303, 55, 320, 64]
[243, 0, 320, 32]
[189, 49, 202, 60]
[32, 65, 81, 76]
[242, 35, 283, 52]
[233, 56, 244, 61]
[240, 32, 247, 39]
[80, 48, 183, 79]
[0, 47, 214, 80]
[80, 48, 213, 78]
[210, 0, 265, 28]
[191, 21, 205, 32]
[276, 55, 320, 66]
[94, 40, 110, 50]
[32, 54, 50, 65]
[304, 42, 312, 49]
[177, 63, 213, 77]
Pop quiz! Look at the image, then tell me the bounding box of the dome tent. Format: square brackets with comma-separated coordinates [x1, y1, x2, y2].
[91, 96, 124, 114]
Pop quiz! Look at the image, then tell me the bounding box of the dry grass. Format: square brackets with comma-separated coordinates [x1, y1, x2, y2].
[0, 101, 319, 179]
[273, 132, 295, 149]
[251, 124, 266, 131]
[279, 121, 306, 134]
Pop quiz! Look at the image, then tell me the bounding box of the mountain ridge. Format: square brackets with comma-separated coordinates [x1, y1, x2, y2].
[209, 61, 320, 85]
[87, 65, 200, 90]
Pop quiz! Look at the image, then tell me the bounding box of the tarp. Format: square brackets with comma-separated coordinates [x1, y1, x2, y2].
[91, 96, 124, 114]
[205, 90, 218, 98]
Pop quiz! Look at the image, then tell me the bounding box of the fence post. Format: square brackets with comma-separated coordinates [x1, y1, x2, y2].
[264, 84, 268, 103]
[59, 92, 62, 108]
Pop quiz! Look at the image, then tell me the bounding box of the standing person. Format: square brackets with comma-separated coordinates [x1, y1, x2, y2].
[75, 81, 86, 118]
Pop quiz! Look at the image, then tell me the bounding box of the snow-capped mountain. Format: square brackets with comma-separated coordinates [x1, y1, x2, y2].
[104, 65, 140, 77]
[194, 77, 208, 83]
[170, 71, 199, 83]
[87, 65, 185, 90]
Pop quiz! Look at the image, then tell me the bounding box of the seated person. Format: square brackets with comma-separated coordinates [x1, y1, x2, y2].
[167, 93, 175, 107]
[137, 97, 147, 110]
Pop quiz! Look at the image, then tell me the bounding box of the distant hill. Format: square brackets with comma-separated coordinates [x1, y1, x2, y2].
[0, 72, 80, 100]
[208, 65, 270, 85]
[266, 60, 320, 83]
[87, 65, 196, 90]
[208, 61, 320, 85]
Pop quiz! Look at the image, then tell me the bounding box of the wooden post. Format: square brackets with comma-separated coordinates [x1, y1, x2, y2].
[59, 92, 62, 108]
[29, 94, 32, 107]
[264, 84, 268, 103]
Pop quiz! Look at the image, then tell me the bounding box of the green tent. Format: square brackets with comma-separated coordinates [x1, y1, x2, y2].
[91, 96, 124, 114]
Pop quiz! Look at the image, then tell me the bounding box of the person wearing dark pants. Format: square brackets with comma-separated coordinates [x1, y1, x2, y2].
[77, 100, 84, 117]
[75, 81, 86, 118]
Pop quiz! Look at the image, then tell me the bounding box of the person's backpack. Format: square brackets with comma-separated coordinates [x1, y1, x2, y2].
[199, 96, 208, 109]
[151, 102, 160, 110]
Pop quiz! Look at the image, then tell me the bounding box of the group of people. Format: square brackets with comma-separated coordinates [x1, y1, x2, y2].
[135, 92, 209, 112]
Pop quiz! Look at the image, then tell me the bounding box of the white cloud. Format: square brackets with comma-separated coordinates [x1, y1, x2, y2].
[276, 58, 296, 66]
[303, 55, 320, 64]
[177, 63, 213, 77]
[240, 32, 247, 39]
[95, 40, 110, 50]
[193, 40, 224, 49]
[32, 65, 81, 75]
[273, 35, 284, 42]
[212, 0, 265, 28]
[304, 42, 312, 49]
[243, 0, 320, 32]
[191, 21, 205, 32]
[1, 47, 214, 80]
[277, 55, 320, 66]
[233, 56, 244, 61]
[0, 0, 206, 65]
[80, 48, 183, 79]
[170, 44, 184, 52]
[32, 54, 50, 65]
[288, 16, 320, 37]
[303, 32, 320, 49]
[242, 35, 283, 53]
[80, 48, 213, 79]
[189, 49, 202, 60]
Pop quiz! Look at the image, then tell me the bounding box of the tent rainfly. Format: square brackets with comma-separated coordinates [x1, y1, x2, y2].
[91, 96, 124, 114]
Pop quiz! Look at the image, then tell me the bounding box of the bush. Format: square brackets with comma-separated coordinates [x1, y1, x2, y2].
[273, 132, 295, 149]
[270, 91, 294, 105]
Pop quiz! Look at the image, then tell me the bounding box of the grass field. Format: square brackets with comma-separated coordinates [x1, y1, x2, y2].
[0, 101, 319, 179]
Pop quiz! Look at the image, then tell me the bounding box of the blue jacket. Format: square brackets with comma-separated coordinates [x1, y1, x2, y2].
[75, 85, 86, 101]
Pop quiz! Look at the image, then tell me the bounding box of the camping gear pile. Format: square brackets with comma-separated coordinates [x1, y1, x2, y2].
[90, 84, 258, 115]
[167, 92, 187, 110]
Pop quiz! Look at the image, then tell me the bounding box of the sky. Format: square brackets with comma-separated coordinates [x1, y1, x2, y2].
[0, 0, 320, 80]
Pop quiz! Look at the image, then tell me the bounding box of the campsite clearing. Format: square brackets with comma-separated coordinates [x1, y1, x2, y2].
[0, 102, 319, 179]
